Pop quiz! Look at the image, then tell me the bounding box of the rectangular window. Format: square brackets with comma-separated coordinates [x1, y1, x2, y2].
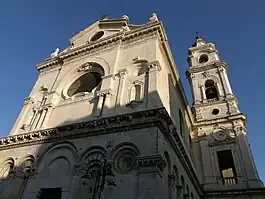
[39, 188, 62, 199]
[217, 150, 237, 185]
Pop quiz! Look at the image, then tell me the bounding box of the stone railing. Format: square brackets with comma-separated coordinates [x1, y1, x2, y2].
[207, 98, 218, 103]
[221, 177, 237, 185]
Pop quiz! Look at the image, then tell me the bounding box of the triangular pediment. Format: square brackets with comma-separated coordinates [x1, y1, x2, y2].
[70, 18, 129, 48]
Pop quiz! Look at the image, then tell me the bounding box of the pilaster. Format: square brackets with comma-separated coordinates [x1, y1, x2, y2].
[115, 69, 128, 109]
[135, 155, 166, 199]
[147, 61, 161, 108]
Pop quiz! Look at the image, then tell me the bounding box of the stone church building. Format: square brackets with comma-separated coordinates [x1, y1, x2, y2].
[0, 14, 264, 199]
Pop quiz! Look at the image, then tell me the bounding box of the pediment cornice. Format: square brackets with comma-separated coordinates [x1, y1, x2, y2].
[36, 21, 164, 72]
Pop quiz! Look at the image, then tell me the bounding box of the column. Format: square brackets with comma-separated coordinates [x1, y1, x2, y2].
[36, 108, 47, 129]
[95, 94, 105, 117]
[31, 109, 41, 130]
[176, 185, 183, 199]
[200, 85, 207, 102]
[147, 61, 161, 108]
[190, 74, 200, 104]
[69, 176, 81, 199]
[218, 66, 233, 97]
[216, 83, 224, 98]
[169, 174, 176, 199]
[136, 155, 166, 199]
[235, 125, 263, 188]
[200, 140, 217, 189]
[95, 89, 112, 117]
[40, 105, 54, 128]
[101, 92, 112, 116]
[3, 170, 27, 199]
[10, 97, 33, 135]
[115, 69, 128, 109]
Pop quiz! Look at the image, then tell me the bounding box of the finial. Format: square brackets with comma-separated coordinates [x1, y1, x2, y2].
[195, 31, 204, 40]
[192, 32, 205, 47]
[149, 13, 159, 22]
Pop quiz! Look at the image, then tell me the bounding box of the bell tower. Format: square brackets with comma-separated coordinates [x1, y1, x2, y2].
[186, 36, 263, 190]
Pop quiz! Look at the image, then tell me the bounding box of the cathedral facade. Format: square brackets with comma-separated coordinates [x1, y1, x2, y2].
[0, 14, 264, 199]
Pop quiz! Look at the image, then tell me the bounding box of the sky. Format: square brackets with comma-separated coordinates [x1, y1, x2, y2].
[0, 0, 265, 182]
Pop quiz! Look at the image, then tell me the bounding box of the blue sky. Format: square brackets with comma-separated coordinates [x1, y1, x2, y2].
[0, 0, 264, 182]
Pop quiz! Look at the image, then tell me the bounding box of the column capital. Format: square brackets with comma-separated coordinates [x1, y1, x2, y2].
[116, 69, 128, 79]
[96, 89, 112, 97]
[148, 61, 161, 72]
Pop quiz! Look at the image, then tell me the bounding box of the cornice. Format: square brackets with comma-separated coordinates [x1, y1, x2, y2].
[0, 108, 166, 150]
[204, 187, 265, 196]
[192, 113, 247, 128]
[0, 107, 202, 193]
[36, 22, 163, 73]
[186, 61, 228, 75]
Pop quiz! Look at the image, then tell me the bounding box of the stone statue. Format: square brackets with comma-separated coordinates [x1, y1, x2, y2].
[50, 48, 59, 57]
[149, 13, 159, 22]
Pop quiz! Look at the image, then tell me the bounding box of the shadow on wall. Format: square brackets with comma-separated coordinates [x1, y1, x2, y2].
[0, 89, 190, 199]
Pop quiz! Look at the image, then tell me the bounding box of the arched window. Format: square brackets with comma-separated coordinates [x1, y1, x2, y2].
[205, 80, 218, 100]
[179, 110, 184, 137]
[67, 72, 103, 97]
[129, 81, 144, 103]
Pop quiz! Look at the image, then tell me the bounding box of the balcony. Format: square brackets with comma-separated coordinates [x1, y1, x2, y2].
[207, 98, 218, 103]
[221, 177, 237, 185]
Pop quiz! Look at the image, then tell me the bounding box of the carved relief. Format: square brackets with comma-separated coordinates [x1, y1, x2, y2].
[201, 71, 210, 78]
[77, 62, 93, 72]
[194, 107, 203, 120]
[227, 100, 239, 114]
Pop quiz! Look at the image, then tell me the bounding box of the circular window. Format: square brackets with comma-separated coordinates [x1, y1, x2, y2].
[212, 108, 220, 115]
[114, 149, 137, 174]
[90, 31, 104, 42]
[199, 54, 209, 63]
[117, 154, 135, 172]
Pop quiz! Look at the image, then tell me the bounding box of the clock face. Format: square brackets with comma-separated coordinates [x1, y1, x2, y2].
[213, 130, 228, 141]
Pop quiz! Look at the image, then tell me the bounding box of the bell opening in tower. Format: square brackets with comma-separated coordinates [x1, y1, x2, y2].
[205, 80, 218, 100]
[217, 150, 237, 185]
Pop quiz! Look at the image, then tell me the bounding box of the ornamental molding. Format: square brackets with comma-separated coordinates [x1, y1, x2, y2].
[189, 43, 216, 52]
[36, 22, 163, 73]
[204, 188, 265, 196]
[148, 60, 161, 71]
[135, 154, 166, 171]
[0, 108, 166, 150]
